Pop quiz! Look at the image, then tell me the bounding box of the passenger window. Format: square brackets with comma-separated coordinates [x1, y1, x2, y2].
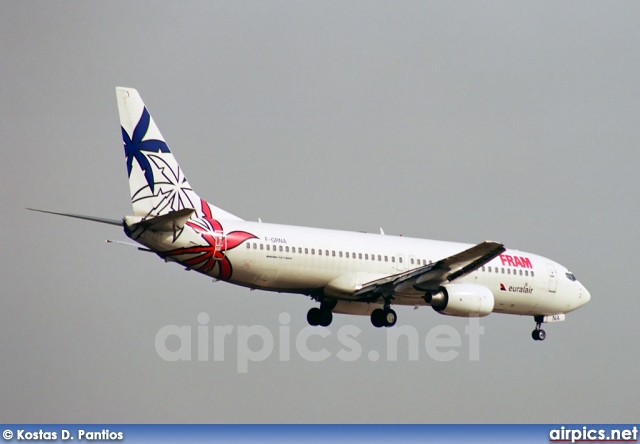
[531, 271, 535, 277]
[246, 243, 250, 249]
[298, 247, 302, 253]
[326, 250, 329, 256]
[318, 249, 322, 256]
[399, 257, 403, 263]
[384, 256, 388, 262]
[285, 246, 289, 252]
[410, 258, 414, 265]
[332, 251, 336, 257]
[501, 268, 505, 274]
[378, 255, 381, 261]
[525, 270, 528, 276]
[260, 244, 264, 250]
[365, 254, 368, 260]
[392, 257, 395, 263]
[305, 248, 308, 254]
[519, 270, 522, 276]
[488, 266, 491, 272]
[311, 249, 315, 255]
[507, 269, 510, 275]
[339, 251, 343, 258]
[266, 245, 271, 251]
[359, 253, 362, 259]
[482, 266, 485, 272]
[346, 252, 349, 258]
[279, 246, 283, 252]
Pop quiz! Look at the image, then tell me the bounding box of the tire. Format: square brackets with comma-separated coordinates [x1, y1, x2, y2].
[307, 307, 322, 326]
[371, 309, 386, 328]
[385, 309, 397, 327]
[319, 309, 333, 327]
[537, 329, 546, 341]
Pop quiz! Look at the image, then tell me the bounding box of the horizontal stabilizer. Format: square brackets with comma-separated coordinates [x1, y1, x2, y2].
[27, 208, 123, 226]
[130, 208, 195, 232]
[106, 239, 152, 251]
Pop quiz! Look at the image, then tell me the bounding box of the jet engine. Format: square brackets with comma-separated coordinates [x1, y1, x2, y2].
[427, 283, 494, 317]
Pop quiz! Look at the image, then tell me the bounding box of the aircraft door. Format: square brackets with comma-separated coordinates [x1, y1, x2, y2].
[396, 253, 406, 271]
[547, 263, 557, 293]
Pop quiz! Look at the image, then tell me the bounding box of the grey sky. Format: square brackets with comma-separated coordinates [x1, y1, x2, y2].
[2, 1, 639, 423]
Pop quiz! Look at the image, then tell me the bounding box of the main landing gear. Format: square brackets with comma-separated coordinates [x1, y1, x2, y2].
[371, 300, 397, 328]
[532, 317, 546, 341]
[306, 300, 398, 328]
[307, 306, 333, 327]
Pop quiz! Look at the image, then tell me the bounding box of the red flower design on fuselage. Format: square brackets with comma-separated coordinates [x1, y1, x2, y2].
[163, 200, 257, 280]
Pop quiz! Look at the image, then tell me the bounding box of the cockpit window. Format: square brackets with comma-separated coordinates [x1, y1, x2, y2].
[566, 272, 577, 282]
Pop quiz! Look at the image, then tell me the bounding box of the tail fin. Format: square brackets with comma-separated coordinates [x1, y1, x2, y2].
[116, 87, 240, 221]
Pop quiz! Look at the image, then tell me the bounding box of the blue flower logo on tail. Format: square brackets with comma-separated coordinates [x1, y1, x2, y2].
[123, 107, 170, 193]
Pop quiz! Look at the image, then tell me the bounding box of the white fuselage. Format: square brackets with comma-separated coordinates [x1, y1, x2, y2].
[139, 218, 590, 317]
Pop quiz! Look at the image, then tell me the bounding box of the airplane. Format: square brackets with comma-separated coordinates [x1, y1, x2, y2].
[30, 87, 591, 341]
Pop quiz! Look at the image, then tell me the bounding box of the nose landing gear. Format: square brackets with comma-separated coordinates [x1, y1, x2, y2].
[532, 316, 546, 341]
[532, 328, 546, 341]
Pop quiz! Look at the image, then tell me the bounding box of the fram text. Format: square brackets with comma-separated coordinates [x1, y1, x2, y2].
[499, 254, 532, 268]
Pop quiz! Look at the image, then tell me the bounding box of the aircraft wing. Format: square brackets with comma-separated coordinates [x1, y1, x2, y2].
[352, 241, 505, 299]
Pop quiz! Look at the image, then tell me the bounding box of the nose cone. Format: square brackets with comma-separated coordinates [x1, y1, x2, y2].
[579, 284, 591, 307]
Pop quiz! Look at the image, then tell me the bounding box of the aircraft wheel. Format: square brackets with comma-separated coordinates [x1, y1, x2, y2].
[532, 329, 546, 341]
[371, 309, 386, 328]
[385, 309, 397, 327]
[307, 307, 322, 326]
[537, 329, 546, 341]
[319, 309, 333, 327]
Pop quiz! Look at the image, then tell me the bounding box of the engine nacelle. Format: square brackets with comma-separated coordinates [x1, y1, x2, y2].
[429, 283, 494, 317]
